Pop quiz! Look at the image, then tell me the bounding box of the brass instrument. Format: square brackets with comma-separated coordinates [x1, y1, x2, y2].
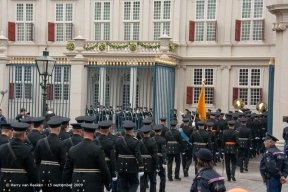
[233, 99, 245, 113]
[256, 102, 268, 114]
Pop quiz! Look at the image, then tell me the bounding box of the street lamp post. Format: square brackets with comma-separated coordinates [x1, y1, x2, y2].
[35, 48, 56, 117]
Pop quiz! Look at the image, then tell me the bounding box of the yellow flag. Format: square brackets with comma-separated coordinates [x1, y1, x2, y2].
[197, 84, 206, 121]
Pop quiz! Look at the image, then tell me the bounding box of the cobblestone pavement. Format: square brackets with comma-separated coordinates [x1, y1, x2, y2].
[157, 155, 288, 192]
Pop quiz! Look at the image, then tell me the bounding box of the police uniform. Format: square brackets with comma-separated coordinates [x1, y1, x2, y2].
[259, 113, 268, 153]
[20, 117, 34, 135]
[236, 118, 252, 172]
[62, 124, 111, 192]
[190, 148, 226, 192]
[251, 114, 261, 156]
[206, 113, 220, 133]
[206, 122, 218, 164]
[115, 121, 144, 192]
[165, 120, 184, 181]
[139, 125, 159, 192]
[0, 123, 11, 145]
[136, 119, 154, 140]
[34, 118, 67, 192]
[50, 116, 70, 141]
[0, 123, 40, 192]
[222, 121, 239, 181]
[283, 121, 288, 158]
[260, 133, 288, 192]
[64, 123, 83, 153]
[159, 117, 169, 138]
[24, 117, 45, 152]
[217, 113, 226, 160]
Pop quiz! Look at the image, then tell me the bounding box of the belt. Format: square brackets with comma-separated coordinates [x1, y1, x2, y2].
[194, 142, 207, 146]
[225, 142, 236, 145]
[239, 138, 248, 140]
[119, 155, 135, 158]
[262, 128, 266, 130]
[1, 168, 27, 174]
[211, 130, 217, 133]
[41, 160, 60, 166]
[73, 169, 100, 173]
[141, 155, 152, 158]
[105, 157, 110, 161]
[157, 153, 163, 156]
[167, 141, 177, 144]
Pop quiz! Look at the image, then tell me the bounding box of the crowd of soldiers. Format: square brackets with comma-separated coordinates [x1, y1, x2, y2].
[0, 107, 287, 192]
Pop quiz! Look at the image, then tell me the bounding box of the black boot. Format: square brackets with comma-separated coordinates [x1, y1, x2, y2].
[184, 169, 189, 177]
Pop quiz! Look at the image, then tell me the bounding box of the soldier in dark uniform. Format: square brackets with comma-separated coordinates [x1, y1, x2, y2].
[58, 117, 71, 140]
[115, 106, 122, 130]
[179, 118, 193, 177]
[24, 117, 45, 153]
[252, 114, 261, 155]
[0, 122, 40, 192]
[153, 124, 167, 192]
[62, 123, 111, 192]
[217, 113, 226, 161]
[173, 109, 178, 121]
[0, 123, 12, 145]
[189, 121, 211, 174]
[206, 112, 220, 133]
[159, 117, 169, 138]
[165, 120, 184, 181]
[136, 119, 154, 140]
[20, 116, 34, 135]
[259, 113, 268, 153]
[64, 123, 83, 153]
[224, 113, 232, 129]
[232, 114, 240, 130]
[190, 148, 226, 192]
[139, 125, 159, 192]
[283, 120, 288, 158]
[222, 121, 239, 182]
[83, 116, 95, 124]
[114, 121, 144, 192]
[236, 118, 252, 173]
[260, 133, 288, 192]
[34, 118, 67, 192]
[206, 122, 218, 165]
[93, 121, 117, 192]
[136, 107, 144, 129]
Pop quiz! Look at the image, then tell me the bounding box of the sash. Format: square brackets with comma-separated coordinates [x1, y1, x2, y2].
[179, 128, 192, 146]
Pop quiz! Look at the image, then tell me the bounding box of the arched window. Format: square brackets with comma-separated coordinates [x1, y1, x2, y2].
[121, 74, 139, 108]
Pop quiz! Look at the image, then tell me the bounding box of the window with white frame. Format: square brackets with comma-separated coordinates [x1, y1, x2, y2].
[94, 1, 111, 40]
[54, 66, 70, 101]
[194, 0, 217, 42]
[55, 3, 73, 42]
[123, 1, 140, 40]
[153, 0, 171, 40]
[122, 74, 139, 108]
[241, 0, 264, 41]
[16, 3, 34, 41]
[193, 68, 214, 104]
[94, 74, 110, 106]
[14, 66, 33, 99]
[238, 68, 261, 105]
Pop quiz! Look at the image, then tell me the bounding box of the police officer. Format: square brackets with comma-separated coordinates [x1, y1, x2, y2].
[139, 125, 159, 192]
[207, 112, 220, 133]
[190, 148, 226, 192]
[260, 133, 288, 192]
[24, 117, 45, 152]
[206, 122, 218, 165]
[62, 124, 111, 192]
[64, 123, 83, 153]
[180, 118, 193, 177]
[34, 118, 67, 192]
[20, 116, 34, 135]
[136, 118, 154, 140]
[189, 121, 211, 174]
[115, 121, 144, 192]
[217, 113, 226, 161]
[159, 117, 169, 138]
[0, 122, 40, 192]
[252, 114, 261, 155]
[153, 124, 167, 192]
[283, 120, 288, 158]
[237, 118, 252, 173]
[83, 116, 96, 124]
[165, 120, 184, 181]
[0, 123, 12, 145]
[222, 121, 239, 182]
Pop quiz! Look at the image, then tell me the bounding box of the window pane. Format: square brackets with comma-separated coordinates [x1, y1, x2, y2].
[254, 0, 263, 18]
[64, 67, 70, 83]
[124, 2, 131, 20]
[239, 69, 249, 86]
[16, 4, 24, 21]
[241, 21, 250, 41]
[196, 0, 205, 20]
[136, 84, 139, 106]
[24, 83, 32, 99]
[124, 23, 131, 40]
[194, 69, 203, 85]
[24, 66, 31, 81]
[239, 88, 248, 105]
[123, 85, 130, 108]
[103, 2, 110, 20]
[163, 22, 170, 36]
[133, 2, 140, 20]
[54, 84, 62, 100]
[25, 23, 32, 41]
[205, 88, 213, 104]
[65, 24, 72, 41]
[15, 84, 22, 99]
[26, 4, 33, 22]
[250, 88, 260, 105]
[105, 84, 110, 107]
[154, 1, 161, 20]
[163, 0, 171, 20]
[66, 3, 73, 22]
[251, 69, 260, 86]
[104, 23, 110, 40]
[63, 84, 69, 100]
[94, 2, 102, 20]
[56, 4, 64, 22]
[95, 83, 99, 104]
[207, 0, 216, 20]
[195, 22, 204, 41]
[56, 24, 64, 41]
[15, 66, 22, 82]
[95, 23, 101, 40]
[153, 22, 161, 40]
[253, 21, 262, 41]
[16, 24, 25, 41]
[206, 22, 215, 41]
[193, 87, 200, 104]
[54, 67, 62, 82]
[242, 0, 251, 19]
[133, 23, 140, 40]
[205, 69, 214, 85]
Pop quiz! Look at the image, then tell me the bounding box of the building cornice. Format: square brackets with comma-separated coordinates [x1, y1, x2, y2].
[180, 56, 272, 62]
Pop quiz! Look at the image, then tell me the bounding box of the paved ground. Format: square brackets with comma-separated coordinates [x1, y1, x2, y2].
[157, 155, 288, 191]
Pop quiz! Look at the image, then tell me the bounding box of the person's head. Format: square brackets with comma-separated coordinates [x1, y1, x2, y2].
[47, 119, 63, 135]
[81, 124, 98, 140]
[240, 118, 247, 126]
[228, 121, 235, 129]
[196, 148, 214, 170]
[210, 113, 216, 119]
[197, 121, 205, 129]
[219, 113, 224, 119]
[70, 123, 83, 136]
[263, 133, 278, 148]
[20, 108, 26, 115]
[61, 118, 70, 130]
[170, 120, 178, 129]
[31, 117, 45, 132]
[153, 124, 162, 135]
[1, 123, 13, 138]
[99, 121, 112, 136]
[141, 125, 151, 137]
[11, 122, 29, 141]
[123, 121, 135, 135]
[159, 117, 166, 126]
[182, 118, 189, 126]
[206, 122, 214, 130]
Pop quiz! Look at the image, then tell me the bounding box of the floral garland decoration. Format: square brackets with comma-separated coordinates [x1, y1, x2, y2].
[107, 42, 129, 49]
[137, 42, 160, 49]
[129, 43, 137, 51]
[83, 43, 98, 51]
[98, 43, 106, 51]
[66, 42, 75, 51]
[169, 44, 178, 52]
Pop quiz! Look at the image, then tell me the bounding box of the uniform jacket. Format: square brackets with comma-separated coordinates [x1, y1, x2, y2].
[107, 132, 117, 142]
[165, 129, 185, 155]
[58, 129, 70, 140]
[154, 135, 167, 165]
[217, 118, 226, 141]
[0, 134, 10, 145]
[283, 126, 288, 141]
[136, 128, 155, 140]
[140, 137, 159, 172]
[206, 118, 219, 133]
[222, 129, 239, 154]
[189, 129, 212, 154]
[24, 129, 45, 149]
[64, 134, 83, 153]
[260, 119, 268, 138]
[208, 130, 218, 153]
[181, 126, 194, 151]
[236, 126, 252, 149]
[161, 125, 169, 138]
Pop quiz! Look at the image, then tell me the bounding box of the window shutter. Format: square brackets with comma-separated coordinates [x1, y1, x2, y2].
[31, 23, 34, 41]
[28, 84, 32, 99]
[214, 21, 217, 42]
[186, 86, 193, 104]
[9, 83, 14, 99]
[232, 87, 239, 105]
[259, 88, 263, 102]
[8, 22, 16, 41]
[212, 87, 215, 105]
[47, 84, 54, 100]
[189, 21, 195, 42]
[235, 20, 241, 41]
[48, 22, 55, 42]
[262, 19, 265, 41]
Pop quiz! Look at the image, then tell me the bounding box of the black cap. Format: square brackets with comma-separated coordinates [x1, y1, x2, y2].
[20, 117, 34, 124]
[84, 116, 95, 123]
[225, 113, 232, 117]
[153, 124, 163, 132]
[240, 118, 248, 122]
[11, 122, 29, 132]
[122, 120, 130, 125]
[245, 114, 251, 117]
[81, 124, 98, 133]
[232, 114, 239, 118]
[75, 116, 85, 123]
[1, 123, 12, 130]
[265, 133, 279, 142]
[186, 114, 192, 119]
[61, 117, 70, 124]
[215, 112, 220, 117]
[170, 120, 177, 126]
[195, 148, 213, 162]
[220, 113, 225, 116]
[206, 122, 214, 127]
[31, 117, 45, 124]
[143, 119, 152, 125]
[147, 117, 154, 122]
[160, 117, 167, 121]
[227, 121, 235, 125]
[197, 121, 205, 126]
[210, 112, 216, 116]
[123, 122, 135, 130]
[182, 118, 190, 122]
[239, 114, 245, 117]
[50, 116, 62, 120]
[70, 123, 82, 129]
[140, 125, 151, 133]
[99, 121, 112, 129]
[47, 118, 63, 128]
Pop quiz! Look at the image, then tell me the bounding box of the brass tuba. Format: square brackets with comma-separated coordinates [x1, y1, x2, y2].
[256, 102, 268, 114]
[233, 99, 245, 113]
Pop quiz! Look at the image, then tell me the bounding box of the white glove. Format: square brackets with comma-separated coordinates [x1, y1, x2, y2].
[139, 172, 144, 177]
[216, 152, 219, 155]
[249, 147, 253, 150]
[182, 153, 186, 155]
[192, 122, 195, 126]
[162, 164, 167, 169]
[112, 177, 117, 181]
[180, 111, 184, 115]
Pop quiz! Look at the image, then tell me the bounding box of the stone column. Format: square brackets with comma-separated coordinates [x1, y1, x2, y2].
[219, 65, 231, 113]
[267, 3, 288, 141]
[99, 67, 106, 106]
[130, 67, 137, 109]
